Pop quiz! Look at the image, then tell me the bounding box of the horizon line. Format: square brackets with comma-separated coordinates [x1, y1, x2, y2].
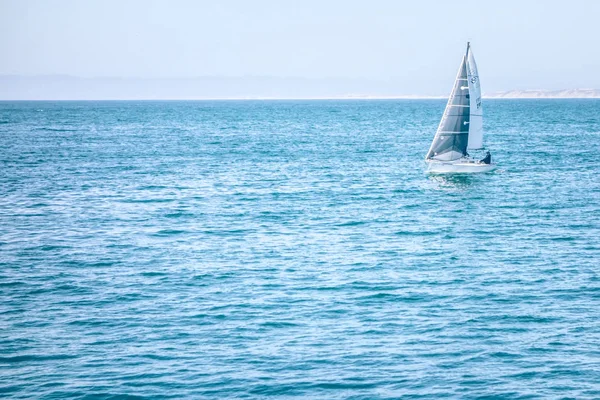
[2, 96, 600, 101]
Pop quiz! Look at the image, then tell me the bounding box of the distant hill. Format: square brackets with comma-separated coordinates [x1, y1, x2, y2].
[484, 89, 600, 98]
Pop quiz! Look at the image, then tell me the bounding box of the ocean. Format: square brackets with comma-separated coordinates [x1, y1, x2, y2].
[1, 99, 599, 399]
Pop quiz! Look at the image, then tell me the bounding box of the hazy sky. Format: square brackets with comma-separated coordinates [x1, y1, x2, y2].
[2, 0, 599, 91]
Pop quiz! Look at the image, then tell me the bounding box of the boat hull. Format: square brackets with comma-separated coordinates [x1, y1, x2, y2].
[427, 160, 497, 174]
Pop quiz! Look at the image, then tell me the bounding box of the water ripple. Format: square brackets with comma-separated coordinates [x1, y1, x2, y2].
[1, 100, 599, 398]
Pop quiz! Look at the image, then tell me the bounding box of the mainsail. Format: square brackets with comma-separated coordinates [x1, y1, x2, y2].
[466, 43, 483, 149]
[425, 54, 470, 161]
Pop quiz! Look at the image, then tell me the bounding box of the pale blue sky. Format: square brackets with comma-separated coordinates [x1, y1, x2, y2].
[2, 0, 599, 92]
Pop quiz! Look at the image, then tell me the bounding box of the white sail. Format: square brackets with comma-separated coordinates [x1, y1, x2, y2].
[425, 56, 470, 161]
[466, 43, 483, 150]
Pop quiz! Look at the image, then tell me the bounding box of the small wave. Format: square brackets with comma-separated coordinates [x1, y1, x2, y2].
[34, 127, 77, 132]
[140, 271, 168, 277]
[489, 351, 523, 359]
[259, 321, 301, 328]
[0, 280, 27, 288]
[120, 198, 175, 203]
[153, 229, 186, 236]
[27, 202, 50, 208]
[336, 221, 366, 227]
[549, 236, 577, 242]
[164, 211, 194, 218]
[394, 229, 436, 236]
[136, 185, 167, 190]
[48, 392, 148, 400]
[0, 354, 76, 363]
[34, 244, 71, 251]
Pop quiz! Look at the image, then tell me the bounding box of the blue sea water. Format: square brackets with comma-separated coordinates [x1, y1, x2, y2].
[1, 99, 599, 399]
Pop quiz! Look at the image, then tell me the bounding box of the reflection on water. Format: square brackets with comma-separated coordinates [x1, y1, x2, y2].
[428, 173, 475, 190]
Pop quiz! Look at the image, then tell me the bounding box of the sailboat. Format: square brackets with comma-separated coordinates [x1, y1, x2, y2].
[425, 42, 496, 173]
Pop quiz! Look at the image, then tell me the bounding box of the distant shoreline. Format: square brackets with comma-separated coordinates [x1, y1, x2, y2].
[1, 76, 598, 100]
[2, 96, 600, 101]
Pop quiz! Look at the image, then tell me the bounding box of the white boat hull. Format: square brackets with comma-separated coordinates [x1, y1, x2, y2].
[427, 159, 497, 174]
